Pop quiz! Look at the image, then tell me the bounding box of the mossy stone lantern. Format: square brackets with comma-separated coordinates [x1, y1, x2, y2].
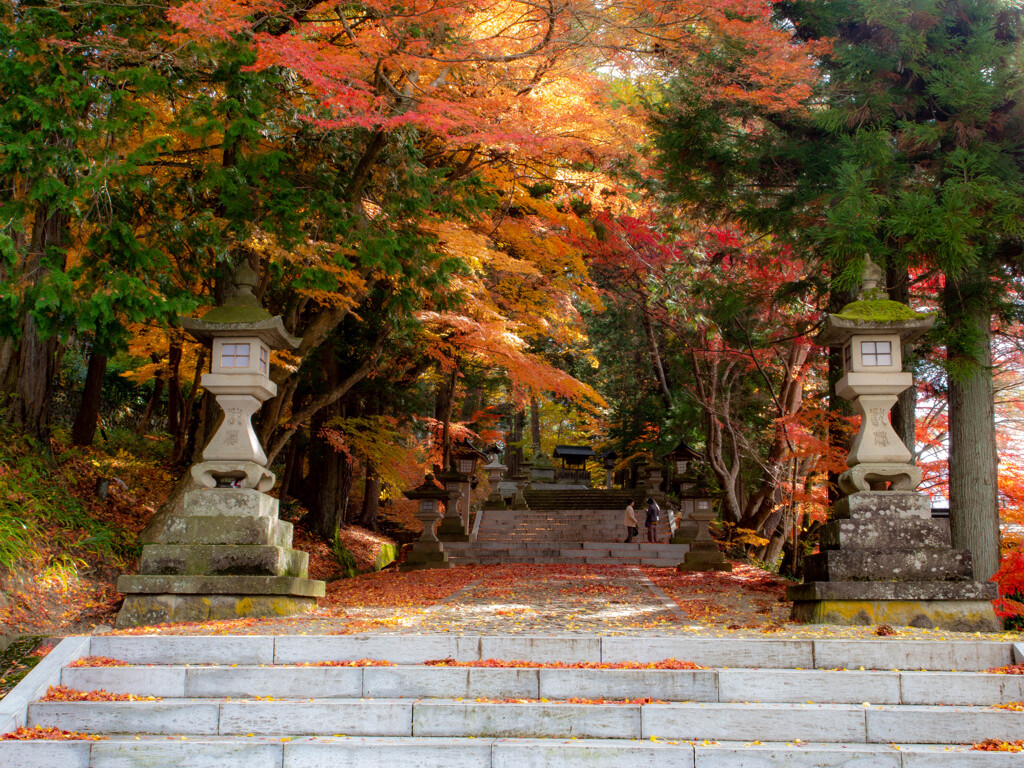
[482, 451, 508, 511]
[181, 264, 300, 492]
[403, 474, 455, 570]
[115, 264, 325, 627]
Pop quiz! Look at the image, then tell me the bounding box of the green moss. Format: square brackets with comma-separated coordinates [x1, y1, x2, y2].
[835, 300, 932, 322]
[200, 304, 272, 324]
[374, 543, 399, 571]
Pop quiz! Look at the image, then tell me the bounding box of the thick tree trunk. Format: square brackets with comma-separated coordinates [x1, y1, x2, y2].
[303, 341, 351, 540]
[887, 264, 917, 454]
[8, 315, 60, 440]
[945, 271, 1000, 581]
[530, 397, 542, 453]
[71, 348, 108, 446]
[359, 463, 381, 530]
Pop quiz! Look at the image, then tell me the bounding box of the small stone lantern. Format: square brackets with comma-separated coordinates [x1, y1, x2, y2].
[677, 496, 732, 571]
[402, 474, 455, 570]
[482, 453, 508, 510]
[437, 440, 487, 540]
[601, 451, 618, 489]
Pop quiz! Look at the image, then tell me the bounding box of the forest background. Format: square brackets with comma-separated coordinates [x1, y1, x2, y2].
[3, 0, 1024, 626]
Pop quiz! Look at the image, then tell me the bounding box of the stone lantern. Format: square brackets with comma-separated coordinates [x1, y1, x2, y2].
[403, 474, 455, 570]
[788, 256, 998, 630]
[482, 453, 508, 511]
[662, 438, 703, 484]
[437, 440, 487, 541]
[116, 264, 325, 627]
[676, 496, 732, 572]
[601, 451, 618, 490]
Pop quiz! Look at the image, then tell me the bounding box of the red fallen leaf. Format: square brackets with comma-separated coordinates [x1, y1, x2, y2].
[42, 685, 159, 702]
[67, 657, 130, 668]
[473, 697, 666, 705]
[1, 726, 105, 741]
[973, 739, 1024, 752]
[986, 663, 1024, 675]
[423, 658, 705, 670]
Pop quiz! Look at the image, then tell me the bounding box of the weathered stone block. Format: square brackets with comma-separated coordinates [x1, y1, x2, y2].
[479, 636, 601, 664]
[115, 593, 319, 627]
[788, 580, 997, 602]
[412, 700, 638, 739]
[28, 700, 220, 734]
[538, 669, 718, 702]
[493, 737, 696, 767]
[117, 574, 324, 596]
[62, 665, 187, 698]
[717, 669, 900, 704]
[219, 700, 413, 736]
[812, 640, 1011, 672]
[790, 597, 1000, 632]
[91, 738, 284, 768]
[0, 741, 91, 768]
[642, 703, 867, 743]
[802, 549, 973, 582]
[832, 491, 931, 521]
[139, 544, 308, 578]
[159, 515, 293, 547]
[601, 637, 813, 669]
[820, 518, 951, 551]
[283, 736, 494, 768]
[900, 671, 1024, 705]
[91, 635, 275, 665]
[185, 666, 362, 698]
[363, 666, 539, 699]
[693, 742, 899, 767]
[183, 488, 279, 518]
[899, 745, 1024, 766]
[865, 705, 1024, 744]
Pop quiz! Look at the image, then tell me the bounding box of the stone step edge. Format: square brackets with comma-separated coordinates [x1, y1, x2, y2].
[0, 735, 1003, 766]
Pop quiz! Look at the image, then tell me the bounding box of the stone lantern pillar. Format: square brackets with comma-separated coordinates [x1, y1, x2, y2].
[116, 265, 325, 627]
[482, 454, 508, 511]
[788, 257, 998, 630]
[402, 474, 456, 570]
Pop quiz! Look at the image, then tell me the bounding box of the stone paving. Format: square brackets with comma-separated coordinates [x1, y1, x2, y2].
[104, 563, 1024, 643]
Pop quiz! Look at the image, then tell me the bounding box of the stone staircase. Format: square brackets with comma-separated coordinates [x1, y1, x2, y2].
[454, 506, 683, 566]
[4, 633, 1024, 766]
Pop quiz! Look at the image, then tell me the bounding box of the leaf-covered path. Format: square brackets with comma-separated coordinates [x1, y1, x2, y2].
[105, 563, 1021, 643]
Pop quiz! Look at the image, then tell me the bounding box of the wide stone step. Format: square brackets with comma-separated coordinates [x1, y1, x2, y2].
[26, 698, 1024, 744]
[58, 664, 1024, 706]
[10, 737, 1019, 768]
[139, 544, 309, 578]
[83, 634, 1015, 670]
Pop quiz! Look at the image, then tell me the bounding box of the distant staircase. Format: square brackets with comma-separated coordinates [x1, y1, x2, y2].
[5, 633, 1024, 766]
[447, 488, 684, 566]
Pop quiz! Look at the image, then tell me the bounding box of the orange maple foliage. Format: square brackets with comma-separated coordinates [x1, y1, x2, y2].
[1, 727, 105, 741]
[473, 696, 666, 704]
[973, 739, 1024, 752]
[986, 664, 1024, 675]
[67, 657, 131, 668]
[992, 702, 1024, 712]
[43, 686, 159, 703]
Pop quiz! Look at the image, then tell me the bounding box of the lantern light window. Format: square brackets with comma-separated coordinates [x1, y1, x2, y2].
[458, 457, 475, 474]
[860, 340, 892, 367]
[697, 499, 710, 511]
[418, 499, 436, 514]
[221, 343, 251, 368]
[259, 346, 269, 374]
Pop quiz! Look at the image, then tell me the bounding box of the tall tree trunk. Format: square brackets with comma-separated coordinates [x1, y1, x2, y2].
[435, 366, 458, 470]
[640, 304, 673, 409]
[135, 353, 166, 435]
[303, 341, 351, 540]
[887, 263, 917, 454]
[529, 396, 541, 453]
[944, 269, 1000, 581]
[167, 339, 182, 440]
[71, 348, 108, 446]
[360, 463, 381, 530]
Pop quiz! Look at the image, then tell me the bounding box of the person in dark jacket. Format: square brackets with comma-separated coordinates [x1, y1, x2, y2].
[645, 497, 660, 543]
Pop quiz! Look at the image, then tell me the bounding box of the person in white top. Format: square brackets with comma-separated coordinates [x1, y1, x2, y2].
[623, 499, 638, 543]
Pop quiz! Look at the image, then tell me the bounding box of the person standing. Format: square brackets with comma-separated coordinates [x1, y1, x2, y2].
[624, 499, 638, 543]
[645, 496, 661, 543]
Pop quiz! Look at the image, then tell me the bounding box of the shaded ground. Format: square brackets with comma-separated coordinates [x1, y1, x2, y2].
[105, 562, 1023, 642]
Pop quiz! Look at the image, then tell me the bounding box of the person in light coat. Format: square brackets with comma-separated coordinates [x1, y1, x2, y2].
[623, 499, 638, 543]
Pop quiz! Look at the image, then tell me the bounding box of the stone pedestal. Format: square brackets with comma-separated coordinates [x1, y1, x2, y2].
[402, 497, 451, 570]
[116, 489, 325, 627]
[510, 474, 530, 510]
[676, 510, 732, 572]
[788, 492, 998, 630]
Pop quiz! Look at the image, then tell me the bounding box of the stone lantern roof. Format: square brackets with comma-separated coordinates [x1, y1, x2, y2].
[403, 474, 453, 502]
[180, 264, 300, 350]
[815, 305, 935, 348]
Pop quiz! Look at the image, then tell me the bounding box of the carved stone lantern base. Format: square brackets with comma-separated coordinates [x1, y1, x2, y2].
[676, 509, 732, 572]
[115, 488, 325, 627]
[788, 491, 999, 631]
